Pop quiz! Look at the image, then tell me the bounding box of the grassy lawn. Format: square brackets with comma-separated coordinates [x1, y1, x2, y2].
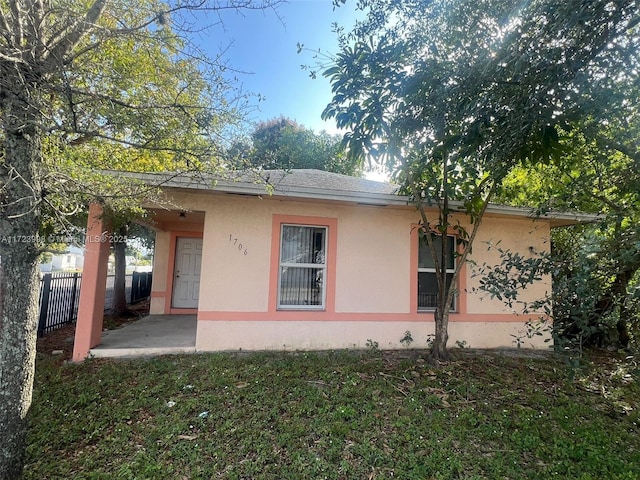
[26, 349, 640, 479]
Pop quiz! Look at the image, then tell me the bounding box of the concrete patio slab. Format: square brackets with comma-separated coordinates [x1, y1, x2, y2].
[90, 314, 197, 358]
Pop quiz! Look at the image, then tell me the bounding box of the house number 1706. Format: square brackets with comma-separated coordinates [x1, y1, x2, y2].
[229, 235, 248, 255]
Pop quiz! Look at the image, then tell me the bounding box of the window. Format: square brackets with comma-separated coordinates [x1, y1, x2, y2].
[418, 234, 456, 311]
[278, 224, 327, 309]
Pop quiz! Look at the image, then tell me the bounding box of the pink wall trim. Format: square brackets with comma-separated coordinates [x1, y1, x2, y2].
[268, 214, 338, 314]
[197, 310, 541, 323]
[164, 231, 203, 314]
[72, 203, 111, 362]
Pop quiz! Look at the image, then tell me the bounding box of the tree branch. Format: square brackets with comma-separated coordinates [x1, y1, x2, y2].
[44, 0, 106, 64]
[8, 0, 23, 48]
[0, 5, 13, 45]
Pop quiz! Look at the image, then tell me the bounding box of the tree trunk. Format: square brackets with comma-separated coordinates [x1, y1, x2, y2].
[0, 246, 40, 480]
[111, 225, 129, 316]
[594, 264, 639, 348]
[431, 144, 451, 362]
[0, 89, 43, 479]
[610, 267, 637, 348]
[432, 306, 451, 361]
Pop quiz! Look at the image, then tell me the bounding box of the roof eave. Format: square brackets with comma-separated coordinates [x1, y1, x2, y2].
[122, 170, 408, 206]
[113, 170, 600, 225]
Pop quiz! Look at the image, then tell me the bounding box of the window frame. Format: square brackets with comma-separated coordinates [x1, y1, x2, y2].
[277, 223, 328, 310]
[417, 233, 457, 312]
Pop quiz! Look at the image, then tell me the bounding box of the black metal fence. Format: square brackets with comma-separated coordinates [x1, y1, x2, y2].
[131, 271, 153, 304]
[37, 271, 153, 337]
[38, 272, 81, 337]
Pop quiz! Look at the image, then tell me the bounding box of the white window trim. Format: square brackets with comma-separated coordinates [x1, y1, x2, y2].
[418, 234, 457, 312]
[278, 224, 327, 310]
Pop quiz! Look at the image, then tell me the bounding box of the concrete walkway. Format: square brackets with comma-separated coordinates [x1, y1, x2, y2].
[90, 314, 197, 358]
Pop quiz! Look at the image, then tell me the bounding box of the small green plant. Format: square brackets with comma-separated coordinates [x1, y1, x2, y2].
[513, 319, 552, 349]
[335, 405, 356, 421]
[526, 319, 553, 344]
[365, 339, 379, 351]
[399, 330, 414, 347]
[511, 332, 525, 349]
[454, 339, 469, 349]
[425, 334, 435, 349]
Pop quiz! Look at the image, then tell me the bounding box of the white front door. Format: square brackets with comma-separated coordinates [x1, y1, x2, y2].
[172, 237, 203, 309]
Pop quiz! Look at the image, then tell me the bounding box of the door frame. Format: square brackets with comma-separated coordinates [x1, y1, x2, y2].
[165, 231, 204, 314]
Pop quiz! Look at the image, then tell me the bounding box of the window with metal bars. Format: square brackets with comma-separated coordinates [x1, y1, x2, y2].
[278, 224, 327, 309]
[418, 234, 456, 311]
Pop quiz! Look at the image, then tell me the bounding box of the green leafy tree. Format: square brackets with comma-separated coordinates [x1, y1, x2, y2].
[48, 20, 222, 315]
[499, 127, 640, 350]
[231, 116, 362, 175]
[324, 0, 639, 359]
[0, 1, 281, 477]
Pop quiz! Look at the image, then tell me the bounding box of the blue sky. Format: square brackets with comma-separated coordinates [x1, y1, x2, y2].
[200, 1, 364, 134]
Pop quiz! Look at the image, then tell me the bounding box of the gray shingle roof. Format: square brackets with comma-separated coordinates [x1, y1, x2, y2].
[108, 168, 599, 226]
[251, 169, 399, 195]
[111, 168, 402, 205]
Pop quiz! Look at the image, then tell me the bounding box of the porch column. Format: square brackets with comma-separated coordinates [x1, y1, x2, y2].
[72, 202, 111, 362]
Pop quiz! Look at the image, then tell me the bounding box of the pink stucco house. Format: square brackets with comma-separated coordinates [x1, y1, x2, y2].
[72, 169, 594, 361]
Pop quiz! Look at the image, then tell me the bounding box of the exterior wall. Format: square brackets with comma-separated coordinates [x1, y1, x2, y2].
[150, 230, 171, 314]
[149, 195, 205, 315]
[153, 191, 553, 350]
[202, 197, 273, 312]
[466, 217, 551, 314]
[335, 208, 411, 313]
[196, 320, 548, 351]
